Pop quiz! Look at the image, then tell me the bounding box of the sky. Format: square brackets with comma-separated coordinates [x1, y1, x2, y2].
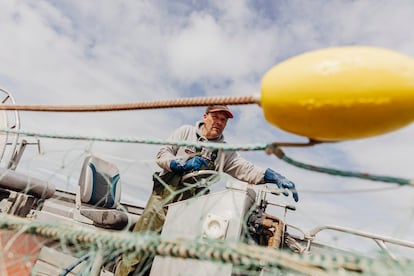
[0, 0, 414, 257]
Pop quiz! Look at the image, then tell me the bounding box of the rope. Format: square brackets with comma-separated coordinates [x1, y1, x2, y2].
[266, 145, 414, 186]
[1, 128, 412, 186]
[0, 95, 260, 112]
[0, 129, 267, 152]
[59, 253, 91, 276]
[0, 213, 412, 275]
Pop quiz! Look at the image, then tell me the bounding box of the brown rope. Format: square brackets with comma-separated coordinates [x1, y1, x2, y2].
[0, 95, 260, 112]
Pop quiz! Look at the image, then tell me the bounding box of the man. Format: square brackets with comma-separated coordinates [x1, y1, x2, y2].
[116, 105, 298, 275]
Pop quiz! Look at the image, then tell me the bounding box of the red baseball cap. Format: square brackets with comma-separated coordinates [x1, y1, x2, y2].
[205, 105, 234, 119]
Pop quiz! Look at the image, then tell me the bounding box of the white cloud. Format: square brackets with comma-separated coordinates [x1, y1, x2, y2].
[0, 0, 413, 257]
[165, 10, 278, 83]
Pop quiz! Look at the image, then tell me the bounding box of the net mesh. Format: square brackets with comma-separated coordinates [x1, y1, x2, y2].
[0, 133, 412, 276]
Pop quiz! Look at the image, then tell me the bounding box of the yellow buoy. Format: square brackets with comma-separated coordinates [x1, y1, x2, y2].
[261, 46, 414, 141]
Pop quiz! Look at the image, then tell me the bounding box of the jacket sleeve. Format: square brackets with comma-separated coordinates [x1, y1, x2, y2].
[156, 125, 191, 172]
[222, 151, 266, 185]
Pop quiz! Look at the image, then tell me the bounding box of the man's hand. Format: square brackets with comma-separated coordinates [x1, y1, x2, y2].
[170, 156, 209, 173]
[264, 168, 299, 202]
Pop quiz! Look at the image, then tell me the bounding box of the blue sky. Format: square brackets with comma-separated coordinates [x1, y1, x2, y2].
[0, 0, 413, 255]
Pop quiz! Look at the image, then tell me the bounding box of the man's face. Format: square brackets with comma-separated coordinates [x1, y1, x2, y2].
[203, 111, 228, 139]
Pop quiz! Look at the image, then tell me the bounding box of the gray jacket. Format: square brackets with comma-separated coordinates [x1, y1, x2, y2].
[156, 121, 266, 184]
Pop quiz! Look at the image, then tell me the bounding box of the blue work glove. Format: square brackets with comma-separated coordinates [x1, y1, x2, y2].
[170, 156, 209, 173]
[264, 168, 299, 202]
